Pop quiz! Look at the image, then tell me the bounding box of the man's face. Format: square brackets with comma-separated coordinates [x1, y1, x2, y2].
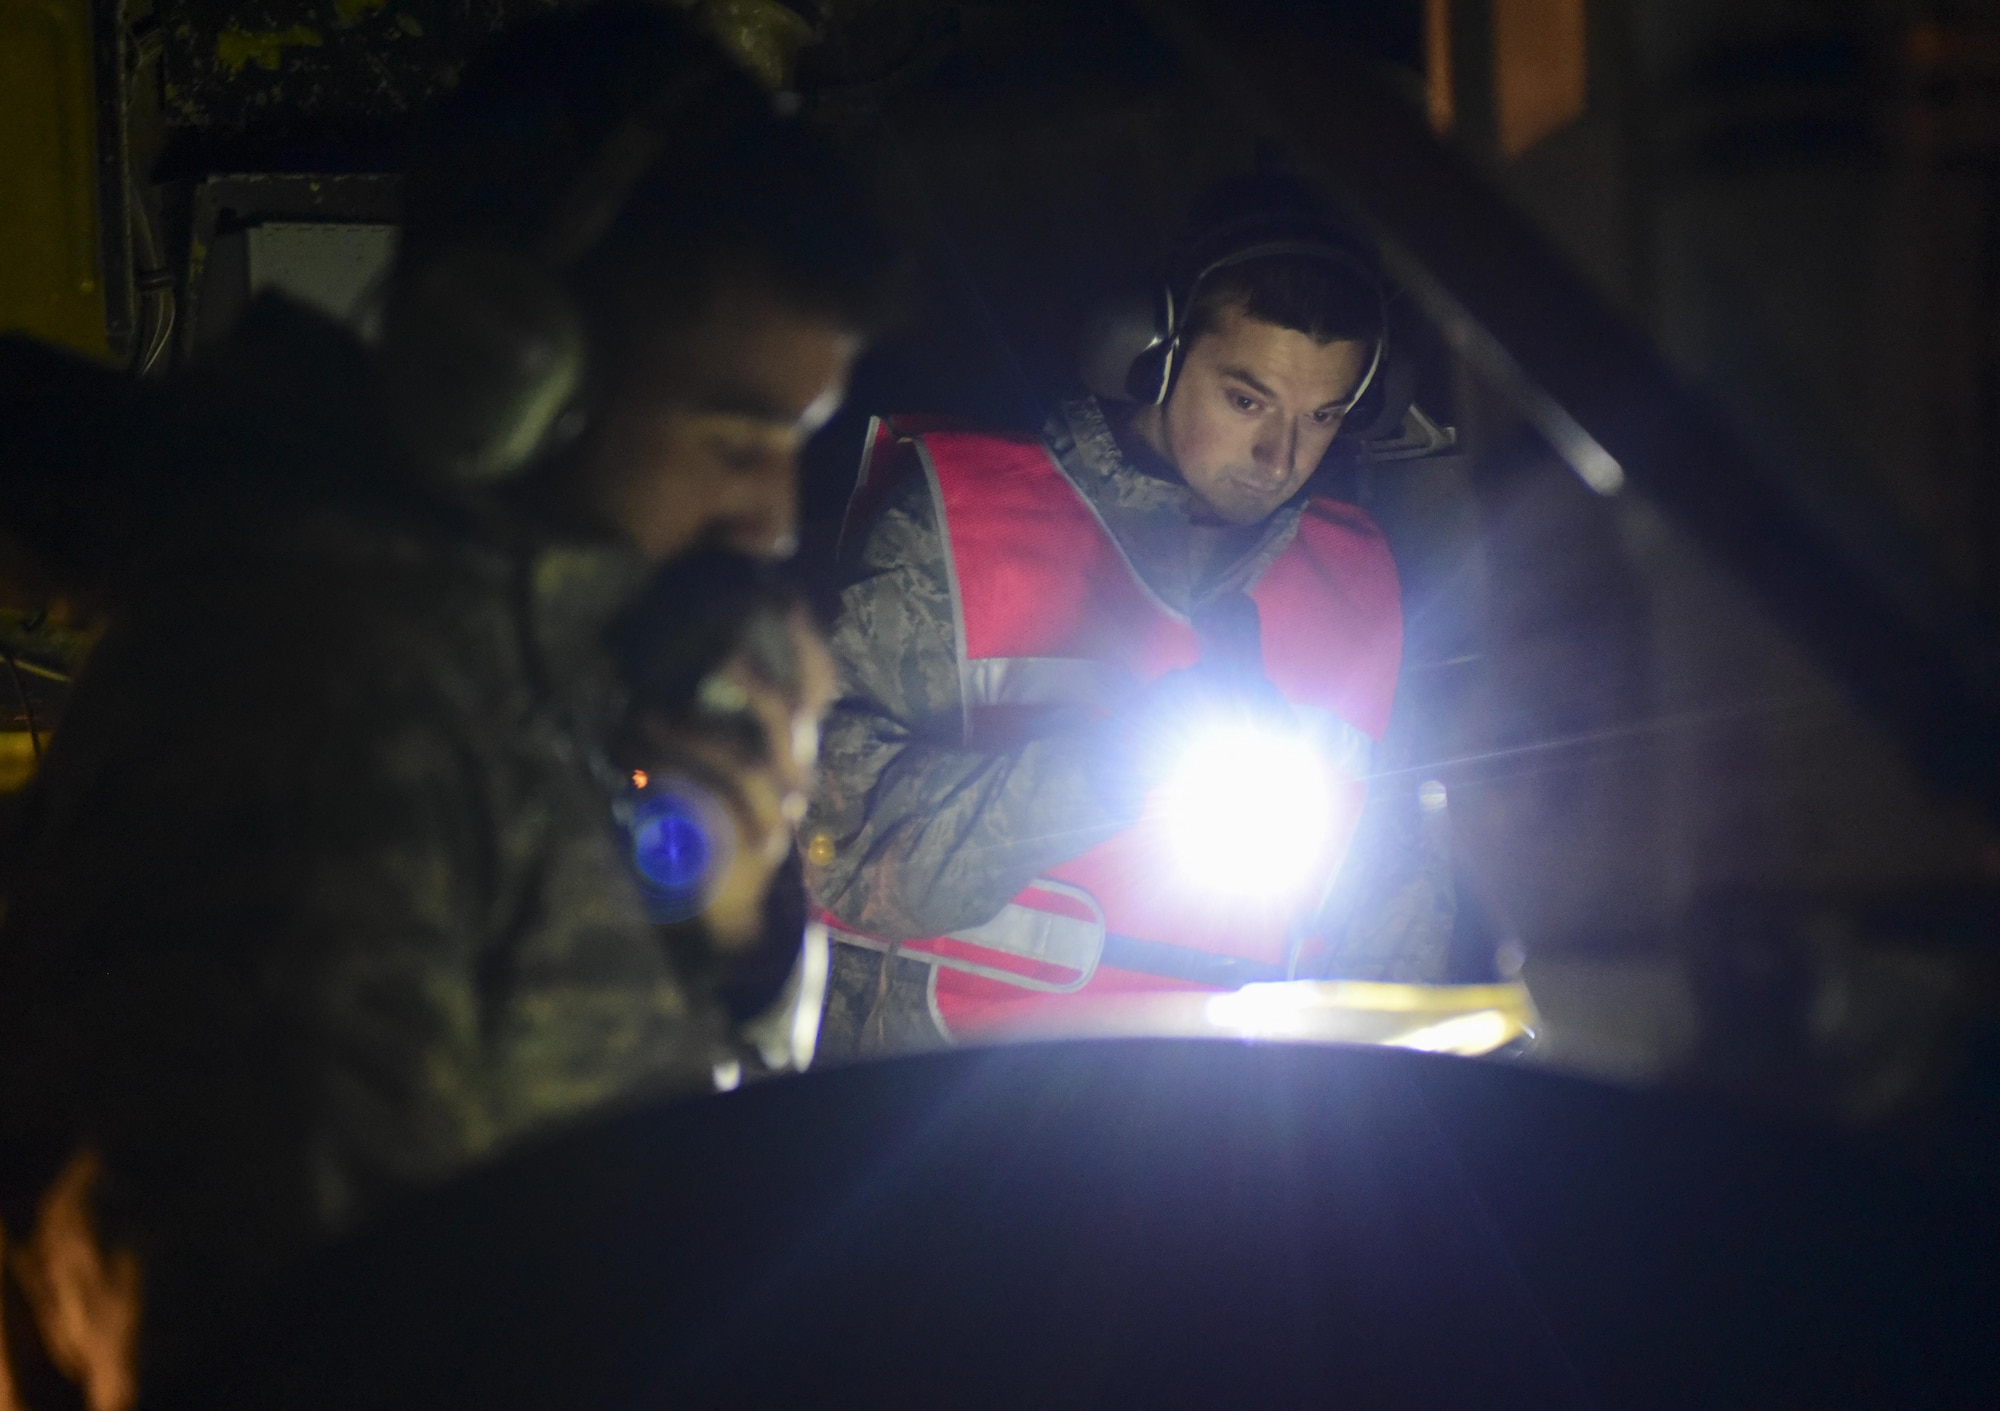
[1148, 302, 1374, 526]
[583, 284, 859, 562]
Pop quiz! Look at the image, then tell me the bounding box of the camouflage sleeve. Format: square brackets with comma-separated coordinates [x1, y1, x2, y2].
[228, 617, 716, 1217]
[1308, 694, 1458, 983]
[0, 601, 498, 1233]
[0, 575, 711, 1242]
[805, 469, 1134, 942]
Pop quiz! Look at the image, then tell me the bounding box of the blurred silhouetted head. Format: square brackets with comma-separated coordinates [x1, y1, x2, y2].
[394, 2, 902, 561]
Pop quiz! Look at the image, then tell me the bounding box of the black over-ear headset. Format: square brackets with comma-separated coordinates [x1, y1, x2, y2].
[1123, 216, 1410, 441]
[378, 62, 732, 485]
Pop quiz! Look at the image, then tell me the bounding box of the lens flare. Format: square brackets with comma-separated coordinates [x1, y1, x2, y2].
[627, 786, 727, 923]
[632, 792, 713, 893]
[1160, 723, 1336, 897]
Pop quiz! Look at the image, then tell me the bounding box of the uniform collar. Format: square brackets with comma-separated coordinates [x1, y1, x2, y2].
[1045, 396, 1304, 615]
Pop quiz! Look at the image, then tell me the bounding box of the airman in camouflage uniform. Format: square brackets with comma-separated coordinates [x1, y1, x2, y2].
[0, 3, 893, 1391]
[808, 395, 1455, 1058]
[0, 295, 735, 1370]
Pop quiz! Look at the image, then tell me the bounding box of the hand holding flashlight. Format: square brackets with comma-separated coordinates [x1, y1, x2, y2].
[1091, 592, 1293, 803]
[610, 554, 835, 948]
[1097, 592, 1340, 901]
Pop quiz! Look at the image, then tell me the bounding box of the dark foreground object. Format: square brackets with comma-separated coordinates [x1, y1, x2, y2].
[152, 1042, 1996, 1409]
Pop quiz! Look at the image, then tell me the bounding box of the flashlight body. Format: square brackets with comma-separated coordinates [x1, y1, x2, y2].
[614, 777, 735, 925]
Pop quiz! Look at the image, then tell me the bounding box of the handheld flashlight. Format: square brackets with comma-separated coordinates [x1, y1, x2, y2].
[1158, 593, 1339, 899]
[617, 774, 736, 924]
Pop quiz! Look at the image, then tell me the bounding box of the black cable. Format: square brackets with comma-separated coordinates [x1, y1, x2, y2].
[864, 939, 904, 1052]
[127, 21, 176, 378]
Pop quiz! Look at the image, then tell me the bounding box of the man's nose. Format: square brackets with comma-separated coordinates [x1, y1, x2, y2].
[1253, 421, 1301, 480]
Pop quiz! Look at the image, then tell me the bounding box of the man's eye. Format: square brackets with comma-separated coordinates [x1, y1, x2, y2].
[1312, 409, 1342, 426]
[1229, 392, 1259, 413]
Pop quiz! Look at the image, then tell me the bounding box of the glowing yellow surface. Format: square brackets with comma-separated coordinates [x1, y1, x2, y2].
[986, 977, 1541, 1056]
[0, 732, 52, 795]
[0, 0, 108, 357]
[1205, 980, 1540, 1055]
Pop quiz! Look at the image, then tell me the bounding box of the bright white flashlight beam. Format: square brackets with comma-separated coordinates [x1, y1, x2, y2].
[1161, 723, 1336, 898]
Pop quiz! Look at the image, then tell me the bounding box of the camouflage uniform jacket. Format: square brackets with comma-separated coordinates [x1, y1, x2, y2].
[808, 397, 1455, 1055]
[0, 303, 722, 1351]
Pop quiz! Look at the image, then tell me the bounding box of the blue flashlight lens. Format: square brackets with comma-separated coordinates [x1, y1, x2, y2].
[631, 794, 713, 895]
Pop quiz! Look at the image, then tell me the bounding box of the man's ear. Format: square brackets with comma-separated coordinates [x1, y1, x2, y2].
[6, 1151, 141, 1411]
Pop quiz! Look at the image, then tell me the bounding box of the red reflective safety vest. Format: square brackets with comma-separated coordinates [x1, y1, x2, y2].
[832, 416, 1403, 1041]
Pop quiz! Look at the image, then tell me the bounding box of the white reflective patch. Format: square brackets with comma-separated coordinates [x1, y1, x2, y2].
[962, 657, 1136, 712]
[828, 880, 1108, 995]
[944, 891, 1105, 974]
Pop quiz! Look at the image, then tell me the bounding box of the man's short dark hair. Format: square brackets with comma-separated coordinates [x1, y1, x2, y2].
[1171, 173, 1383, 350]
[1181, 254, 1382, 349]
[398, 2, 901, 359]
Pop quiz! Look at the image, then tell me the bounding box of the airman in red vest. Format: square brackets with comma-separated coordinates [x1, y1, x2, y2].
[807, 176, 1454, 1054]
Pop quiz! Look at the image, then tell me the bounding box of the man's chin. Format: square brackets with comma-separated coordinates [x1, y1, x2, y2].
[1213, 493, 1283, 526]
[1186, 471, 1287, 525]
[1214, 473, 1298, 523]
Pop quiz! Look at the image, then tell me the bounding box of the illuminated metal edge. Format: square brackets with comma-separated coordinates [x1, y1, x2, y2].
[968, 979, 1539, 1057]
[1352, 403, 1459, 464]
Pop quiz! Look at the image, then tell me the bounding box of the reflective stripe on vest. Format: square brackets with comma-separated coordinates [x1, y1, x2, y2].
[831, 880, 1107, 994]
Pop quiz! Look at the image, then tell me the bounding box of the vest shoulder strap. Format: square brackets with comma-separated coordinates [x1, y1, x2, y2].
[919, 426, 1150, 667]
[838, 414, 986, 560]
[1254, 496, 1403, 740]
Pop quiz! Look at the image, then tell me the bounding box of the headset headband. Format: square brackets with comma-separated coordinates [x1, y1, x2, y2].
[380, 55, 751, 484]
[1160, 235, 1389, 410]
[541, 60, 734, 268]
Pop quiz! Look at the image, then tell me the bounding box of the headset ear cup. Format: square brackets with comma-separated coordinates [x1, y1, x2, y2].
[1344, 343, 1416, 443]
[1078, 286, 1164, 404]
[1125, 338, 1175, 406]
[1122, 279, 1179, 406]
[378, 248, 588, 483]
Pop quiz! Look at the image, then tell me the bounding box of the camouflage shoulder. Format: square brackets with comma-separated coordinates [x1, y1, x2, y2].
[842, 441, 948, 583]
